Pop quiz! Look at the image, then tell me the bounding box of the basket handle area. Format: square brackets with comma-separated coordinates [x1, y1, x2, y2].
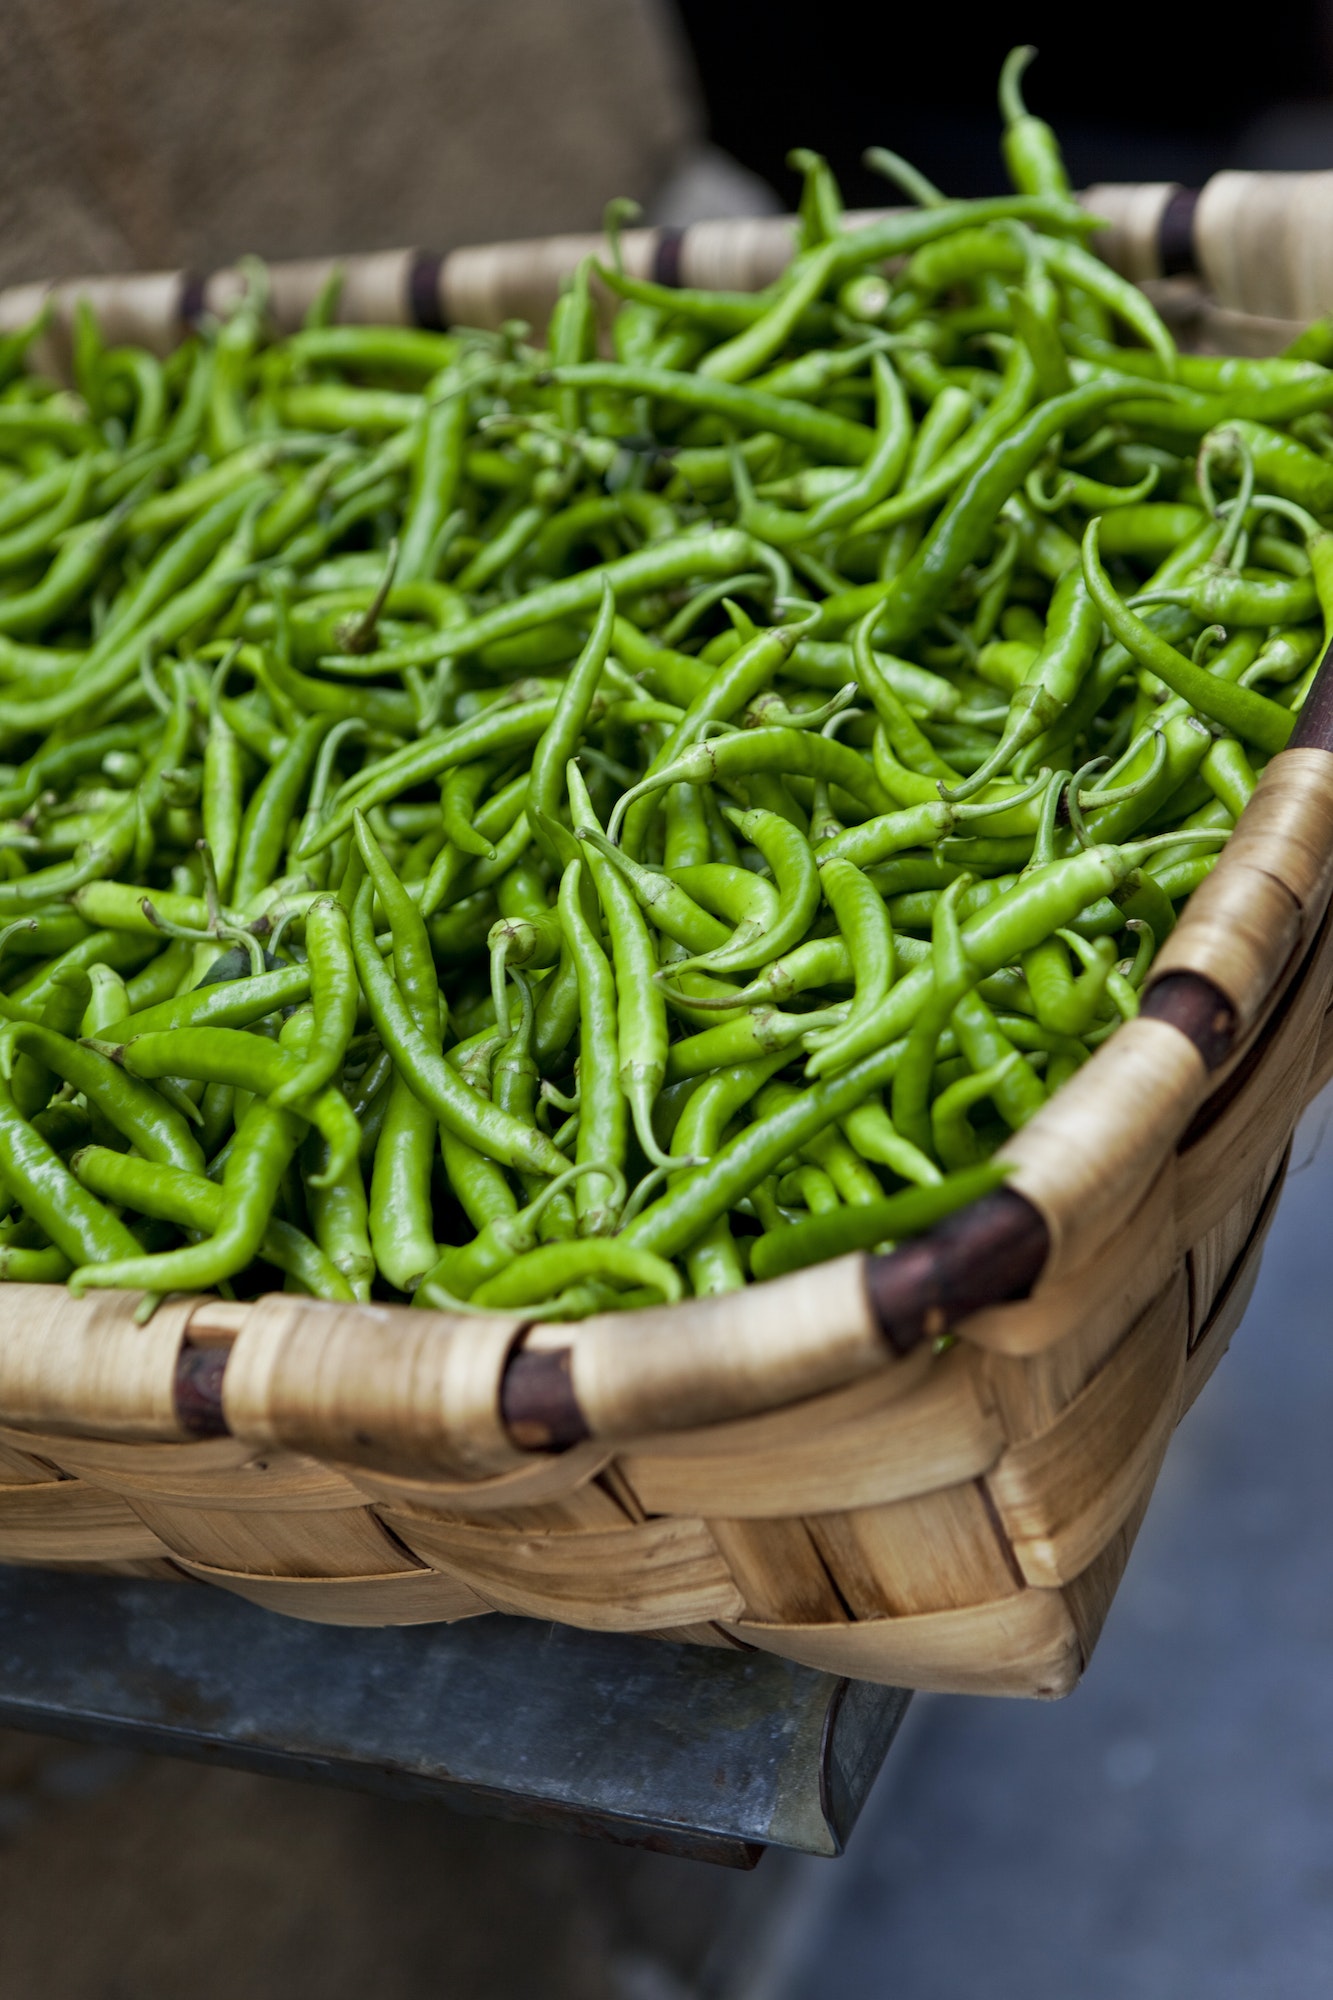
[0, 218, 814, 372]
[7, 172, 1333, 361]
[1086, 172, 1333, 324]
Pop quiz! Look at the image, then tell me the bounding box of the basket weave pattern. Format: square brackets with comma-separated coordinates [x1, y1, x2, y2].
[0, 196, 1331, 1694]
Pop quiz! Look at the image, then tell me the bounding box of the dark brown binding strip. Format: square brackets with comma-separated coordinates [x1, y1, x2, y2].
[1290, 641, 1333, 752]
[502, 1345, 588, 1450]
[173, 1341, 229, 1437]
[864, 1187, 1049, 1356]
[652, 226, 685, 288]
[178, 271, 208, 331]
[1141, 970, 1237, 1070]
[1159, 187, 1199, 277]
[408, 251, 447, 332]
[1178, 906, 1326, 1151]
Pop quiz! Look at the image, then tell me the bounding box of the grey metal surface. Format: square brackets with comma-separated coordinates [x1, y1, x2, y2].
[0, 1568, 909, 1866]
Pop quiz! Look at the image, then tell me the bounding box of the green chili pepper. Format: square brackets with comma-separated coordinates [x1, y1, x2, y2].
[567, 763, 690, 1172]
[269, 897, 358, 1108]
[69, 1096, 303, 1295]
[544, 362, 874, 465]
[467, 1237, 683, 1310]
[556, 858, 626, 1236]
[527, 578, 616, 864]
[999, 47, 1071, 197]
[416, 1161, 618, 1303]
[73, 1144, 352, 1300]
[1081, 517, 1294, 753]
[735, 354, 911, 546]
[820, 376, 1176, 646]
[109, 1027, 359, 1186]
[347, 874, 568, 1178]
[750, 1163, 1005, 1282]
[850, 342, 1038, 540]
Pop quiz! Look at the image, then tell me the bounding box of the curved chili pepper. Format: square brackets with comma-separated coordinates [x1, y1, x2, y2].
[468, 1238, 683, 1310]
[72, 1144, 352, 1300]
[1081, 517, 1294, 754]
[735, 355, 911, 546]
[69, 1096, 303, 1295]
[999, 46, 1071, 199]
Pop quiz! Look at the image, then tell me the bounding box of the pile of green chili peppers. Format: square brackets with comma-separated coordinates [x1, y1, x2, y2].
[0, 49, 1324, 1320]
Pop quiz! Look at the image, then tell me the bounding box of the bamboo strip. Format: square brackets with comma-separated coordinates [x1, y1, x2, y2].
[1188, 298, 1306, 357]
[806, 1480, 1022, 1618]
[0, 280, 54, 340]
[186, 1300, 249, 1344]
[645, 1624, 748, 1649]
[997, 1020, 1206, 1285]
[385, 1511, 747, 1631]
[127, 1496, 420, 1579]
[0, 271, 187, 376]
[222, 1295, 528, 1479]
[1196, 173, 1296, 318]
[725, 1589, 1083, 1699]
[334, 1440, 611, 1516]
[1173, 920, 1331, 1243]
[597, 1459, 649, 1523]
[8, 178, 1333, 377]
[1060, 1476, 1156, 1662]
[615, 1344, 997, 1519]
[969, 1187, 1174, 1440]
[985, 1271, 1186, 1587]
[1148, 864, 1300, 1036]
[675, 215, 798, 292]
[0, 1482, 172, 1563]
[411, 1485, 633, 1533]
[169, 1559, 493, 1626]
[705, 1516, 850, 1624]
[2, 1430, 364, 1509]
[440, 228, 657, 334]
[0, 1439, 59, 1485]
[207, 249, 416, 331]
[1236, 755, 1333, 916]
[556, 1253, 884, 1440]
[0, 1288, 197, 1441]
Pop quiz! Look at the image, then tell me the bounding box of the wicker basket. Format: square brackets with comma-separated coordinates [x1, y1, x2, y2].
[1, 180, 1332, 1697]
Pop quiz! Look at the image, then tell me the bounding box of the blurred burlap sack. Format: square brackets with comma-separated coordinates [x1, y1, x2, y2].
[0, 0, 698, 286]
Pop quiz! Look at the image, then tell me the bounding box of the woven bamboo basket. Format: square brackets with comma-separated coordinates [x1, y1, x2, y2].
[1, 175, 1332, 1697]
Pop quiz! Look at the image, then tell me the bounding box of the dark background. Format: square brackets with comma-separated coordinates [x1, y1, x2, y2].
[674, 1, 1333, 201]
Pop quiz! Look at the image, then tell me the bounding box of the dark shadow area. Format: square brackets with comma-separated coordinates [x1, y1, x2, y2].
[672, 1, 1333, 201]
